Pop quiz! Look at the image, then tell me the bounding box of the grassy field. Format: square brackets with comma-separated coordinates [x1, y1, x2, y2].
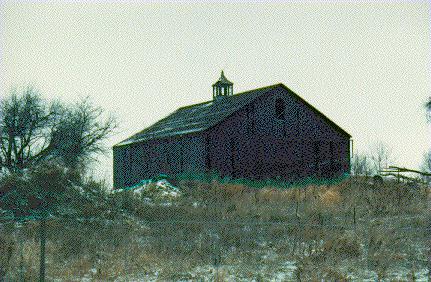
[1, 176, 430, 281]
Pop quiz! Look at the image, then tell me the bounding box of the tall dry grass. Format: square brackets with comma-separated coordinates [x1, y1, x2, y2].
[1, 176, 429, 280]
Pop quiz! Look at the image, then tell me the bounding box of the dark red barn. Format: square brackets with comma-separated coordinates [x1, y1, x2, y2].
[113, 72, 351, 188]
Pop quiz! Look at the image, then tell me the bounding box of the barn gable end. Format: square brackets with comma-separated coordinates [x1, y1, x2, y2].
[203, 86, 350, 181]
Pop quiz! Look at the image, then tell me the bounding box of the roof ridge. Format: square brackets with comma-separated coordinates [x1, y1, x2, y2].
[179, 83, 282, 110]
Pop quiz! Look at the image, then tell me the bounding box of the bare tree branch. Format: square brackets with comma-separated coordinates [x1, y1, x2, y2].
[0, 87, 118, 173]
[369, 142, 394, 175]
[351, 152, 374, 176]
[426, 97, 431, 122]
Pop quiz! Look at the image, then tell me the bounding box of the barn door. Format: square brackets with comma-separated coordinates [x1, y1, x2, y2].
[230, 139, 239, 178]
[205, 135, 211, 172]
[313, 141, 321, 177]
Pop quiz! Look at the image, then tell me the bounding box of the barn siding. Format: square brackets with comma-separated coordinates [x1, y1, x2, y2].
[206, 105, 255, 178]
[113, 146, 123, 188]
[113, 134, 206, 189]
[182, 135, 206, 173]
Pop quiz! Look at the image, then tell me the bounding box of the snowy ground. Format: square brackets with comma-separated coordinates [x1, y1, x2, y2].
[73, 259, 429, 282]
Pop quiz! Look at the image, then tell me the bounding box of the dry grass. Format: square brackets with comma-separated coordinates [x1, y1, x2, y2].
[1, 176, 429, 280]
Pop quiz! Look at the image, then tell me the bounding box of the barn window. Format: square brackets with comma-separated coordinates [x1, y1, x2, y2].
[275, 98, 285, 120]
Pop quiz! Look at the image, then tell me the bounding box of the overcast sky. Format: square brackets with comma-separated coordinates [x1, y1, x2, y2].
[1, 1, 430, 184]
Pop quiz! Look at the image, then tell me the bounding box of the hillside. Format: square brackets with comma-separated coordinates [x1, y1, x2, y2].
[0, 176, 430, 281]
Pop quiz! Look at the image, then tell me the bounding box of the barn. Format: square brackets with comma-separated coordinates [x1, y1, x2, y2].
[113, 72, 351, 189]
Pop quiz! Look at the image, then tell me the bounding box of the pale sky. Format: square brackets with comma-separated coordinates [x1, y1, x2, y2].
[1, 1, 430, 185]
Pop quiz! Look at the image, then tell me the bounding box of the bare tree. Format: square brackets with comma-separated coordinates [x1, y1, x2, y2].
[426, 97, 431, 122]
[421, 151, 431, 173]
[424, 98, 431, 186]
[0, 87, 117, 173]
[50, 98, 118, 169]
[369, 142, 393, 175]
[351, 152, 374, 176]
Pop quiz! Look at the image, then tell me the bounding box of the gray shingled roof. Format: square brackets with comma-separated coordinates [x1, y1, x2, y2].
[115, 84, 278, 147]
[114, 83, 351, 147]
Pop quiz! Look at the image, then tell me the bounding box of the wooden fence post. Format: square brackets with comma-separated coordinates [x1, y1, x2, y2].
[19, 223, 25, 281]
[39, 217, 46, 282]
[353, 205, 356, 227]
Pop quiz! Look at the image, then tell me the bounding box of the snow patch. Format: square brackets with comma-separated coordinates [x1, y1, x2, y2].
[112, 177, 180, 201]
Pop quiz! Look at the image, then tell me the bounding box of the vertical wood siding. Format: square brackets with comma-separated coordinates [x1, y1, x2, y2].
[113, 87, 350, 188]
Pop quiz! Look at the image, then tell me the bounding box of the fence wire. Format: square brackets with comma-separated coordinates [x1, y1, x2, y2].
[0, 215, 430, 281]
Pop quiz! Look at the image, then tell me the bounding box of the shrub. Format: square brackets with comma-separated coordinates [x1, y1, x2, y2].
[319, 186, 342, 208]
[322, 267, 349, 281]
[322, 231, 362, 259]
[0, 233, 14, 280]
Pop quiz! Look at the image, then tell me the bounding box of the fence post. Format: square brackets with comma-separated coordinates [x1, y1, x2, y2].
[18, 223, 25, 281]
[211, 226, 221, 282]
[39, 217, 46, 282]
[123, 221, 129, 277]
[295, 189, 300, 218]
[353, 206, 356, 227]
[428, 232, 431, 282]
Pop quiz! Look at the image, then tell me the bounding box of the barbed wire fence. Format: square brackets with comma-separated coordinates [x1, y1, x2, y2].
[0, 213, 431, 281]
[1, 174, 430, 281]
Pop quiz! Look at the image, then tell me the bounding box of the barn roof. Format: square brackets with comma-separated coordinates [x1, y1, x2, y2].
[114, 83, 351, 147]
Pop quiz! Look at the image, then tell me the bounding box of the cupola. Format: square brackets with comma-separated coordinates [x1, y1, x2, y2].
[212, 71, 233, 99]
